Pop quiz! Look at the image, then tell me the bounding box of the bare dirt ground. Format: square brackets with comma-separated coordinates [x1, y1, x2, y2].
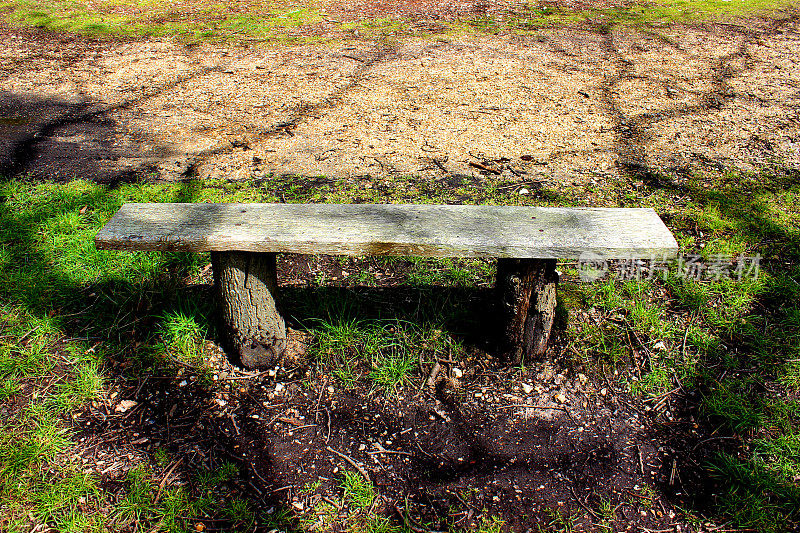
[2, 7, 800, 532]
[1, 11, 798, 187]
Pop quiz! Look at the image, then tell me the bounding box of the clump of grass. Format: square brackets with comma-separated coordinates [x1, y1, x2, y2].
[49, 357, 104, 412]
[505, 0, 800, 32]
[156, 303, 210, 366]
[406, 257, 494, 287]
[540, 508, 575, 533]
[112, 462, 248, 532]
[310, 316, 464, 392]
[477, 515, 506, 533]
[709, 452, 800, 533]
[370, 352, 416, 392]
[340, 470, 375, 510]
[2, 0, 327, 42]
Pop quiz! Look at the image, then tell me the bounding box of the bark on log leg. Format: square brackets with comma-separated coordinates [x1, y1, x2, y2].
[212, 251, 286, 369]
[496, 258, 558, 362]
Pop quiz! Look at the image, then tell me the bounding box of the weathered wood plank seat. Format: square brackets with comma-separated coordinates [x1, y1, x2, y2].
[95, 203, 678, 367]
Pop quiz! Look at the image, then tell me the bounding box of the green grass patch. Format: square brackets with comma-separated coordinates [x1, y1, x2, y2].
[505, 0, 800, 32]
[1, 0, 327, 42]
[310, 316, 460, 392]
[340, 470, 376, 510]
[561, 165, 800, 530]
[2, 0, 798, 42]
[0, 158, 798, 530]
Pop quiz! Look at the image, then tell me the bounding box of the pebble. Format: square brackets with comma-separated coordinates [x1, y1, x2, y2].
[600, 388, 608, 396]
[521, 383, 534, 394]
[519, 188, 530, 195]
[452, 367, 463, 378]
[327, 386, 335, 394]
[114, 400, 137, 413]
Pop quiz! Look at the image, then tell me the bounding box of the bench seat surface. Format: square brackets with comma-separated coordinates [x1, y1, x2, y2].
[94, 203, 678, 259]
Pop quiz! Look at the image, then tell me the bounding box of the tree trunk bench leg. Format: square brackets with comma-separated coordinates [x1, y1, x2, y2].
[212, 251, 287, 369]
[497, 258, 558, 363]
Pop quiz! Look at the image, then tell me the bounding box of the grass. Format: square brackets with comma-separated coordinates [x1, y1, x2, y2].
[1, 160, 800, 529]
[0, 152, 799, 530]
[0, 179, 288, 531]
[505, 0, 800, 31]
[311, 316, 459, 392]
[0, 0, 797, 43]
[0, 0, 327, 42]
[157, 301, 212, 367]
[0, 2, 799, 526]
[340, 470, 376, 510]
[295, 471, 401, 532]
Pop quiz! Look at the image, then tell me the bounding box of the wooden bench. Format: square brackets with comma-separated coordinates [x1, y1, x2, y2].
[95, 203, 678, 368]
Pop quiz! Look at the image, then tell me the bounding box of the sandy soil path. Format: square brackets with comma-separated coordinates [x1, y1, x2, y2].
[1, 17, 798, 186]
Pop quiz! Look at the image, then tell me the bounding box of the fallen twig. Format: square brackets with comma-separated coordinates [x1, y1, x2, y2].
[154, 458, 184, 504]
[426, 361, 441, 392]
[326, 446, 371, 483]
[321, 496, 342, 510]
[325, 407, 332, 443]
[637, 444, 645, 475]
[225, 371, 269, 380]
[570, 486, 599, 519]
[468, 161, 501, 174]
[691, 435, 740, 451]
[18, 325, 40, 344]
[289, 424, 317, 431]
[497, 403, 577, 422]
[368, 449, 413, 456]
[368, 442, 413, 457]
[227, 413, 240, 435]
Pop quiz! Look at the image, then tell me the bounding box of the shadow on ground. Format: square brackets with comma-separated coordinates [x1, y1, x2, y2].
[1, 11, 799, 530]
[3, 169, 798, 531]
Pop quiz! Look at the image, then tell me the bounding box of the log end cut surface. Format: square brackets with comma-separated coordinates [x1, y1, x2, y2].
[95, 203, 679, 259]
